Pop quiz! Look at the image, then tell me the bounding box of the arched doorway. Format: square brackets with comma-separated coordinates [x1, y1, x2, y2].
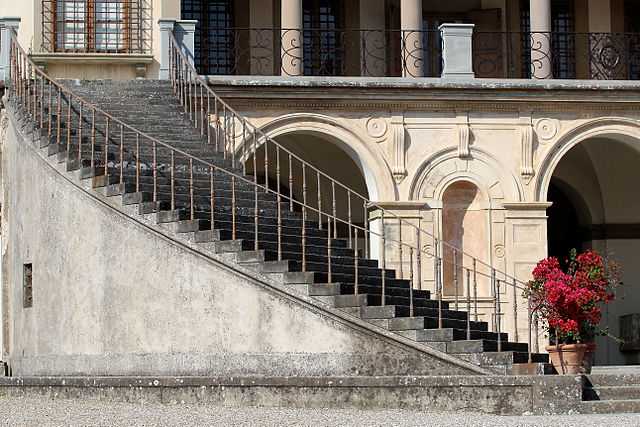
[546, 137, 640, 365]
[245, 131, 370, 240]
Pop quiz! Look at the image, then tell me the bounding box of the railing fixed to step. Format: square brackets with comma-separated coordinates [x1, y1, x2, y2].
[168, 33, 543, 356]
[8, 30, 540, 360]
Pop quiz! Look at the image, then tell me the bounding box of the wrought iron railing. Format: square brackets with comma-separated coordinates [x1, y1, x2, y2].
[473, 31, 640, 80]
[168, 31, 541, 357]
[6, 28, 540, 361]
[192, 27, 441, 78]
[40, 0, 153, 54]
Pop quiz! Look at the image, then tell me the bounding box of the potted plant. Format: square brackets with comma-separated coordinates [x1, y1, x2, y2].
[525, 249, 620, 375]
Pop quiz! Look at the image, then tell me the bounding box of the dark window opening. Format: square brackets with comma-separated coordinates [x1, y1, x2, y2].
[303, 0, 344, 76]
[182, 0, 235, 75]
[23, 263, 33, 309]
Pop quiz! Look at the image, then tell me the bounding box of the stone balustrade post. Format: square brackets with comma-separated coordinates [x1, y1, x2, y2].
[0, 18, 21, 83]
[439, 23, 475, 79]
[175, 20, 198, 68]
[158, 19, 176, 80]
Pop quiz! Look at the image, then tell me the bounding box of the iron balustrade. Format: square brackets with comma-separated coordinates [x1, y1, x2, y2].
[190, 27, 441, 77]
[473, 31, 640, 80]
[168, 31, 540, 359]
[7, 28, 540, 362]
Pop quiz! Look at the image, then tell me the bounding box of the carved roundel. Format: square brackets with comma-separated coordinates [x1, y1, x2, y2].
[494, 244, 505, 259]
[534, 118, 559, 142]
[365, 117, 388, 140]
[422, 244, 434, 258]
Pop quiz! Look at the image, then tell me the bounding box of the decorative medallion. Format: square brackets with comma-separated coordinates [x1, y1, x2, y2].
[494, 244, 505, 259]
[422, 244, 434, 258]
[534, 118, 559, 142]
[365, 117, 388, 140]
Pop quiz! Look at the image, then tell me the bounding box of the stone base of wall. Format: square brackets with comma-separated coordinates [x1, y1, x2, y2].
[0, 375, 584, 415]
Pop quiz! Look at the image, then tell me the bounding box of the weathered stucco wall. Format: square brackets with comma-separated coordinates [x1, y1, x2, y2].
[0, 106, 478, 377]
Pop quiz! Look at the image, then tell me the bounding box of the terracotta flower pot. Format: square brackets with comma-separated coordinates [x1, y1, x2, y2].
[546, 343, 595, 375]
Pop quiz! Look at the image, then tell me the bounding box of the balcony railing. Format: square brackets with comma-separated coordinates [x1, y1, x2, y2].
[194, 27, 640, 81]
[194, 28, 442, 78]
[473, 31, 640, 80]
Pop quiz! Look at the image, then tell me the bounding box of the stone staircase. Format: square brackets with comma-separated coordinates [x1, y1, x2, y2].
[15, 79, 548, 374]
[582, 370, 640, 413]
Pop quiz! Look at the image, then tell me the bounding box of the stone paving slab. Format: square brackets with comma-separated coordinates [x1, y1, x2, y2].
[1, 396, 640, 427]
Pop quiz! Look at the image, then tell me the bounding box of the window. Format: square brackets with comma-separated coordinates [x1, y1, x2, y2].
[23, 264, 33, 309]
[303, 0, 344, 76]
[182, 0, 235, 75]
[42, 0, 151, 53]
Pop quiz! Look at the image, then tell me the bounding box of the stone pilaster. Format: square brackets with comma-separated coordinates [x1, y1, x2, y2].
[503, 202, 552, 351]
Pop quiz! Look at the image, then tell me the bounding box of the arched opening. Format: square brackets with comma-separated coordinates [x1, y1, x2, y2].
[546, 137, 640, 365]
[245, 131, 370, 239]
[546, 179, 589, 262]
[441, 181, 489, 297]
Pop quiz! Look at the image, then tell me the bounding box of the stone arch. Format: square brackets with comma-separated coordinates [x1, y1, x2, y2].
[409, 147, 524, 204]
[535, 117, 640, 201]
[253, 113, 397, 201]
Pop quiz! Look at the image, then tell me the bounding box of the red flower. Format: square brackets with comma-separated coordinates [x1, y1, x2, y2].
[525, 250, 621, 343]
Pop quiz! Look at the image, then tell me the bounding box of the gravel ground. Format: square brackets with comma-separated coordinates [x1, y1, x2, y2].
[1, 397, 640, 427]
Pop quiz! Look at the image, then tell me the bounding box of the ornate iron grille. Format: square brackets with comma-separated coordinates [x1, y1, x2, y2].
[41, 0, 152, 53]
[182, 0, 235, 75]
[550, 0, 575, 79]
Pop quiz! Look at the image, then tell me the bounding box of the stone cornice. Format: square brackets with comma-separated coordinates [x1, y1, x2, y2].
[207, 77, 640, 113]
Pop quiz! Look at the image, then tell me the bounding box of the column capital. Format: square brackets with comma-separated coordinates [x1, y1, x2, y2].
[175, 20, 198, 33]
[0, 17, 21, 30]
[502, 202, 553, 219]
[158, 19, 176, 31]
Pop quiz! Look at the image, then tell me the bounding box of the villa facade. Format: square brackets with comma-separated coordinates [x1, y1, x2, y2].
[0, 0, 639, 376]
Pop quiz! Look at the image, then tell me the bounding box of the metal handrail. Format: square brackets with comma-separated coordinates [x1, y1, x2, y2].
[7, 29, 540, 361]
[168, 31, 530, 289]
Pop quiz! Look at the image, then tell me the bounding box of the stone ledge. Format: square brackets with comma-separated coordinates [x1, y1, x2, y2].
[205, 75, 640, 91]
[30, 53, 154, 65]
[0, 375, 584, 415]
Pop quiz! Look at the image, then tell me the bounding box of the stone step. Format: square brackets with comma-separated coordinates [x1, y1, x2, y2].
[584, 374, 640, 387]
[306, 282, 430, 299]
[579, 399, 640, 414]
[361, 309, 488, 332]
[585, 385, 640, 401]
[256, 259, 397, 278]
[317, 293, 444, 311]
[392, 327, 507, 343]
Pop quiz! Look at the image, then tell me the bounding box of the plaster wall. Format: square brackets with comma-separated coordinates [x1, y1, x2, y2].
[1, 108, 477, 377]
